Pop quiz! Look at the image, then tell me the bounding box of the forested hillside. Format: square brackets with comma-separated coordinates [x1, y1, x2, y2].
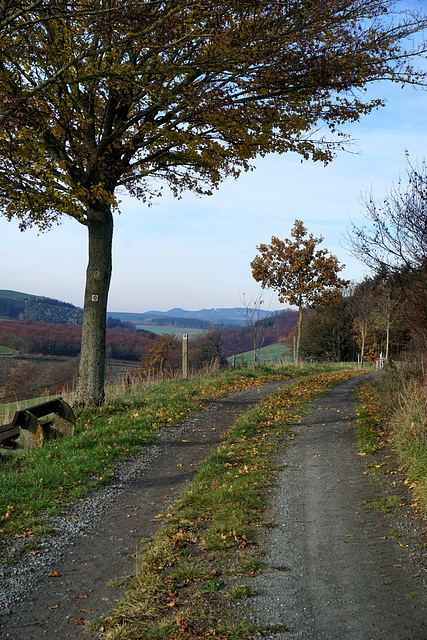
[0, 290, 83, 325]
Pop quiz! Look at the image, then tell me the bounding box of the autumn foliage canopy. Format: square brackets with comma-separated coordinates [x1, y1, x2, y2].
[0, 0, 424, 402]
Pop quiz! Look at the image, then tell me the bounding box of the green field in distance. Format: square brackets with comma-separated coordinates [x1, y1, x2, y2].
[228, 342, 291, 364]
[136, 325, 204, 338]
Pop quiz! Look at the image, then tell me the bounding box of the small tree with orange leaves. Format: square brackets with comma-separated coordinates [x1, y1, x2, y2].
[251, 220, 349, 362]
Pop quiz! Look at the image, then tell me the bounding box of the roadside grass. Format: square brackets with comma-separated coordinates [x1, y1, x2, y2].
[0, 363, 352, 540]
[95, 369, 356, 640]
[356, 372, 427, 514]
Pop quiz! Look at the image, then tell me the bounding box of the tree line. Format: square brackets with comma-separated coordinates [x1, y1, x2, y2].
[0, 320, 158, 360]
[298, 278, 410, 365]
[345, 159, 427, 365]
[0, 309, 299, 401]
[131, 310, 299, 379]
[0, 309, 298, 363]
[140, 317, 212, 329]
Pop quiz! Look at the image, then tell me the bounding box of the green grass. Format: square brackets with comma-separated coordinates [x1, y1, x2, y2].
[98, 368, 356, 639]
[0, 364, 353, 537]
[136, 325, 204, 338]
[356, 373, 427, 514]
[229, 342, 291, 364]
[355, 383, 385, 454]
[0, 345, 13, 355]
[0, 363, 358, 639]
[363, 495, 404, 513]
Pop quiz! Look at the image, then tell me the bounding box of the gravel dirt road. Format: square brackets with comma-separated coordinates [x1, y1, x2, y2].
[1, 373, 426, 639]
[249, 374, 427, 639]
[0, 379, 296, 639]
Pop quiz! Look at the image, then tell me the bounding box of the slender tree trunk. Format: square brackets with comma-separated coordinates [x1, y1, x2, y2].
[385, 317, 390, 361]
[296, 305, 303, 363]
[360, 326, 366, 369]
[75, 206, 113, 405]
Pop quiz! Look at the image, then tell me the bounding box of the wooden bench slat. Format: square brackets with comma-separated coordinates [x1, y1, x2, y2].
[1, 397, 75, 448]
[11, 399, 64, 427]
[0, 423, 20, 440]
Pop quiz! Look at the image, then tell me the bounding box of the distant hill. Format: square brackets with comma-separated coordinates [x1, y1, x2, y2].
[0, 290, 83, 325]
[0, 290, 283, 328]
[108, 307, 274, 326]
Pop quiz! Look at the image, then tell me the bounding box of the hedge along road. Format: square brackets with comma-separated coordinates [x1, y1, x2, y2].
[249, 373, 427, 639]
[1, 373, 426, 639]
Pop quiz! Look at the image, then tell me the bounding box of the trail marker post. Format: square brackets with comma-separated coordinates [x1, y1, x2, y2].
[182, 334, 188, 379]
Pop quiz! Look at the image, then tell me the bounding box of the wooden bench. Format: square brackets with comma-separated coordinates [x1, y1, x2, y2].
[0, 422, 20, 447]
[0, 398, 75, 449]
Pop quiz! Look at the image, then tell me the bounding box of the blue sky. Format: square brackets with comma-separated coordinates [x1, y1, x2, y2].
[2, 14, 427, 313]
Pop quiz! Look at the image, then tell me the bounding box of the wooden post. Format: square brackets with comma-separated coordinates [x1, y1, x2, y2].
[182, 334, 188, 379]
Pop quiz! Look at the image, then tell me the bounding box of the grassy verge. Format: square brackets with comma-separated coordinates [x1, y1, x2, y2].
[355, 373, 427, 514]
[90, 369, 356, 640]
[354, 383, 387, 455]
[0, 363, 354, 540]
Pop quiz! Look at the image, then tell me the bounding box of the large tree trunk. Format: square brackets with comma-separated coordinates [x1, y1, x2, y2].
[75, 207, 113, 406]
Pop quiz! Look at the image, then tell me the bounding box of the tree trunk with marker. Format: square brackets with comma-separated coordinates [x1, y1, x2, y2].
[75, 207, 113, 406]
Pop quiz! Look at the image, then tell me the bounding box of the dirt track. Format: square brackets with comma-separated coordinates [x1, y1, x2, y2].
[1, 374, 426, 639]
[0, 379, 296, 639]
[249, 374, 427, 639]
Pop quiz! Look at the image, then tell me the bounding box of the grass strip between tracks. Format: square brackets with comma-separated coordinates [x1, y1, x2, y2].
[95, 370, 356, 640]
